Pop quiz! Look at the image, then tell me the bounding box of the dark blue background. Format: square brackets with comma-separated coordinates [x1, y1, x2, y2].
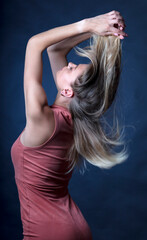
[1, 0, 147, 239]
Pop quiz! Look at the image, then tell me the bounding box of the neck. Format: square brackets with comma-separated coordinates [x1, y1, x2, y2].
[53, 90, 71, 110]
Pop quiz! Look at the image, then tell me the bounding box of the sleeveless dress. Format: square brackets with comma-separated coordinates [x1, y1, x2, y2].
[10, 104, 93, 240]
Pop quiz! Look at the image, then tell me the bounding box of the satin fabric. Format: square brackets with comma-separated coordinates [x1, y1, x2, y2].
[11, 104, 93, 240]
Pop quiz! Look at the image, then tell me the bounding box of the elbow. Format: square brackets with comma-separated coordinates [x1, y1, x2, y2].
[28, 36, 37, 45]
[46, 46, 51, 52]
[47, 45, 56, 53]
[27, 36, 42, 52]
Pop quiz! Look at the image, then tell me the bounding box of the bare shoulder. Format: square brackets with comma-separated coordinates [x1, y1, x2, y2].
[20, 105, 55, 148]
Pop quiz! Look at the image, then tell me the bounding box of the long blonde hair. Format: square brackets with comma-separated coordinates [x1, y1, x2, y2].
[66, 34, 129, 174]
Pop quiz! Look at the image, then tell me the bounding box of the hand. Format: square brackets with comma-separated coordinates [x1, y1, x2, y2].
[87, 10, 128, 39]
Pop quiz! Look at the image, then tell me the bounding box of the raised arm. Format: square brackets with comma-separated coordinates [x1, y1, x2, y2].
[30, 20, 88, 52]
[23, 19, 89, 129]
[24, 11, 127, 124]
[31, 11, 127, 52]
[47, 32, 92, 54]
[46, 32, 92, 89]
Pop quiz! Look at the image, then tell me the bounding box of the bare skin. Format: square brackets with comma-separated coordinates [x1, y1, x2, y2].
[20, 10, 127, 148]
[53, 62, 89, 109]
[20, 62, 89, 147]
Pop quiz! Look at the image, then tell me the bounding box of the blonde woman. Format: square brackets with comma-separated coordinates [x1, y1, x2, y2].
[11, 10, 128, 240]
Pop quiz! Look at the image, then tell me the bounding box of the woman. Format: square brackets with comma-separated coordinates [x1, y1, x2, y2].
[11, 10, 128, 240]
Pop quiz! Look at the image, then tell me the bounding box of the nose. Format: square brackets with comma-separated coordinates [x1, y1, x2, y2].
[68, 62, 77, 68]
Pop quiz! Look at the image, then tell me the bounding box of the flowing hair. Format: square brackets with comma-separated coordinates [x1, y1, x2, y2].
[65, 34, 129, 174]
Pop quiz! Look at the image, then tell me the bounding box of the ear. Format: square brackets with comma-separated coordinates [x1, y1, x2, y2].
[61, 88, 74, 98]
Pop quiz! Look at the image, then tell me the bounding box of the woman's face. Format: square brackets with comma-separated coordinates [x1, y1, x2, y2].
[56, 62, 89, 89]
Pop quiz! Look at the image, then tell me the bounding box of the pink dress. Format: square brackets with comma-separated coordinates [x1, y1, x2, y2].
[11, 104, 93, 240]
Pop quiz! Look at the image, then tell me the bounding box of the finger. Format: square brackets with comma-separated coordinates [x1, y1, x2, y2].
[110, 21, 126, 30]
[110, 10, 121, 17]
[116, 24, 124, 31]
[108, 10, 120, 15]
[118, 19, 126, 26]
[118, 24, 126, 30]
[108, 10, 117, 15]
[118, 23, 126, 30]
[111, 22, 126, 32]
[114, 33, 124, 39]
[105, 32, 124, 39]
[112, 21, 125, 29]
[109, 14, 126, 26]
[118, 22, 126, 28]
[120, 35, 124, 39]
[119, 17, 126, 27]
[111, 17, 125, 25]
[110, 26, 128, 36]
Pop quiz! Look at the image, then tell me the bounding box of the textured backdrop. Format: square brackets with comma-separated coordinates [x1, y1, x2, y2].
[1, 0, 147, 239]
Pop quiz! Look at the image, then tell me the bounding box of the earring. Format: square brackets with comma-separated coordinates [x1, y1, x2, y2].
[60, 89, 74, 98]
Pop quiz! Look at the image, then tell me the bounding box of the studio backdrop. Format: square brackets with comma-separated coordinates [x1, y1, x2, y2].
[1, 0, 147, 239]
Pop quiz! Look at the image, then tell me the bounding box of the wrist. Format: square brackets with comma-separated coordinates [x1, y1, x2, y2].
[83, 17, 100, 34]
[77, 19, 90, 34]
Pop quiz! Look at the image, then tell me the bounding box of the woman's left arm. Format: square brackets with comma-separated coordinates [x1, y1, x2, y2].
[23, 19, 88, 126]
[30, 19, 87, 52]
[24, 11, 127, 124]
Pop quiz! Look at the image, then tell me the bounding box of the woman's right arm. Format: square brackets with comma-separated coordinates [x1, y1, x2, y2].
[46, 32, 92, 88]
[46, 11, 127, 88]
[47, 32, 92, 55]
[22, 10, 127, 132]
